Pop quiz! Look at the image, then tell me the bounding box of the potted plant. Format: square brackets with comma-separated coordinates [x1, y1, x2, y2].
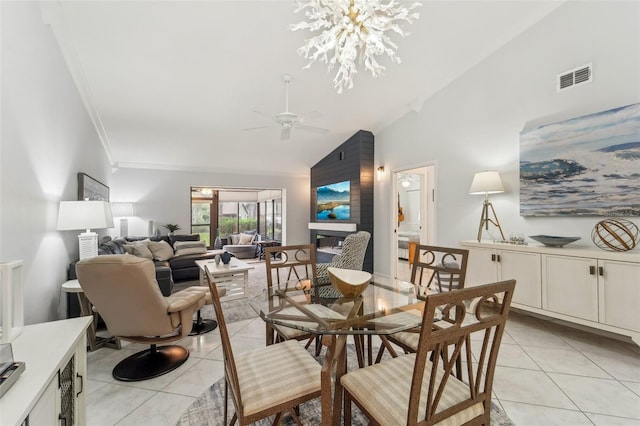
[163, 224, 181, 235]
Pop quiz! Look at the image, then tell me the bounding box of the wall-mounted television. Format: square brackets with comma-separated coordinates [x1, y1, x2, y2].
[316, 180, 351, 220]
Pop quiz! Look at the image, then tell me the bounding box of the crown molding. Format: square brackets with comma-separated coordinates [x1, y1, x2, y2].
[113, 161, 310, 179]
[40, 1, 114, 166]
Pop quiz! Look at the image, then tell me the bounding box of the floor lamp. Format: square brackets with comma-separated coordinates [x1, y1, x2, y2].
[469, 171, 505, 242]
[111, 202, 135, 238]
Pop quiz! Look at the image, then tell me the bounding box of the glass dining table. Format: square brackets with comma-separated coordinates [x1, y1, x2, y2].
[249, 277, 430, 425]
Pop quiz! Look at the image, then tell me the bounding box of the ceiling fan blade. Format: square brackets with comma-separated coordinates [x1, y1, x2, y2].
[280, 126, 291, 140]
[295, 124, 329, 134]
[242, 125, 279, 131]
[252, 110, 276, 121]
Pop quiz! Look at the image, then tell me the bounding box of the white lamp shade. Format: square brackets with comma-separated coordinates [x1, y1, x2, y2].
[57, 201, 114, 231]
[469, 171, 505, 195]
[111, 202, 135, 217]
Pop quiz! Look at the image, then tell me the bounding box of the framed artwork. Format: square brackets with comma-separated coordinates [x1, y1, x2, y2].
[77, 172, 109, 201]
[520, 103, 640, 217]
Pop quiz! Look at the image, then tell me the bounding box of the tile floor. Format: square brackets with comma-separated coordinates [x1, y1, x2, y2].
[85, 305, 640, 426]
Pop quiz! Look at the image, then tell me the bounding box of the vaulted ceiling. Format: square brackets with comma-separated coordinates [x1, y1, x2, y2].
[42, 1, 563, 177]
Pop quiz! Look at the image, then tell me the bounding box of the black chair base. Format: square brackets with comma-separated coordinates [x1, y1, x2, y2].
[113, 344, 189, 382]
[189, 318, 218, 335]
[189, 309, 218, 336]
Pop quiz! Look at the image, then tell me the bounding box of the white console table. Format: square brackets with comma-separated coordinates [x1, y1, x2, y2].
[0, 316, 91, 425]
[460, 241, 640, 345]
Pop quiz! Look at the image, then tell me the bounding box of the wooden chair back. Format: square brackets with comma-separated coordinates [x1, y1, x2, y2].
[411, 245, 469, 293]
[204, 265, 244, 420]
[265, 244, 318, 290]
[410, 279, 515, 424]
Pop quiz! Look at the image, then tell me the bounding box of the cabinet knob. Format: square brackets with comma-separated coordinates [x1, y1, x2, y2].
[491, 254, 496, 262]
[589, 265, 596, 275]
[599, 266, 604, 276]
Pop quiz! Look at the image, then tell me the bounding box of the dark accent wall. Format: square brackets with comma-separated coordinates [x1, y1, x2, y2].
[310, 130, 374, 273]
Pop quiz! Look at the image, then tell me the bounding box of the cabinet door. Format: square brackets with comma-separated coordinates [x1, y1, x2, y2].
[465, 247, 498, 287]
[499, 251, 541, 308]
[543, 255, 598, 321]
[599, 260, 640, 332]
[28, 378, 59, 425]
[74, 332, 88, 425]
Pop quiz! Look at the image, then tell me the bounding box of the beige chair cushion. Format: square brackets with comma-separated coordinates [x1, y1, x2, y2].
[372, 309, 422, 351]
[389, 330, 420, 350]
[341, 353, 484, 426]
[236, 340, 321, 416]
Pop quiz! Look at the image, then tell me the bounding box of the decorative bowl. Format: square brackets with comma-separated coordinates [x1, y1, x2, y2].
[529, 235, 581, 248]
[327, 267, 371, 298]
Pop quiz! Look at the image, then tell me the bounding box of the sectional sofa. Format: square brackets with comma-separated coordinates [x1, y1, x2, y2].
[68, 234, 218, 295]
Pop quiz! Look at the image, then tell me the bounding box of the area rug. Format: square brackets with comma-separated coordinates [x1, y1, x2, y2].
[177, 344, 515, 426]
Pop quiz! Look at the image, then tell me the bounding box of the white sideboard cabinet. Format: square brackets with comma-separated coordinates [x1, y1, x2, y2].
[463, 244, 542, 308]
[0, 316, 91, 425]
[461, 241, 640, 345]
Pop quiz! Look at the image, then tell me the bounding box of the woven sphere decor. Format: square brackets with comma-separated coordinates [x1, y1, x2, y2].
[591, 219, 639, 252]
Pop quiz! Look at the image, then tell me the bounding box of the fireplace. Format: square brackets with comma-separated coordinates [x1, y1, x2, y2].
[313, 231, 350, 263]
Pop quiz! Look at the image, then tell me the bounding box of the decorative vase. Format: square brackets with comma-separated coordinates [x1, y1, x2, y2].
[221, 252, 231, 265]
[214, 229, 223, 250]
[215, 254, 221, 265]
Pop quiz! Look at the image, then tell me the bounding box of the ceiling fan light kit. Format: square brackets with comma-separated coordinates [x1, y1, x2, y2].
[290, 0, 421, 93]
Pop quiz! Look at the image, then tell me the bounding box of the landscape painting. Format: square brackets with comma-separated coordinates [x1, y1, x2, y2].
[316, 180, 351, 220]
[520, 103, 640, 216]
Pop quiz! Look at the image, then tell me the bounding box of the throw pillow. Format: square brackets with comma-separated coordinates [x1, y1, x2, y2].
[169, 234, 200, 247]
[173, 240, 207, 257]
[124, 240, 154, 260]
[147, 240, 174, 261]
[229, 234, 241, 245]
[238, 233, 254, 245]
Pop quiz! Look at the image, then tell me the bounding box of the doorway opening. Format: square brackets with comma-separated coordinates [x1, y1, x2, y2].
[394, 165, 435, 281]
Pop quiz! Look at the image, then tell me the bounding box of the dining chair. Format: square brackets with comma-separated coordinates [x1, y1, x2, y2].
[377, 245, 469, 361]
[264, 244, 320, 350]
[342, 279, 516, 426]
[205, 265, 322, 425]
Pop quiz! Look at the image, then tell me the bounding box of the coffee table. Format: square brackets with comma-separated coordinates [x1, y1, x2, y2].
[196, 257, 255, 300]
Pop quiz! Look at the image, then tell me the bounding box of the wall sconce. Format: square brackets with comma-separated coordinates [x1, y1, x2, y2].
[376, 166, 385, 181]
[469, 171, 505, 242]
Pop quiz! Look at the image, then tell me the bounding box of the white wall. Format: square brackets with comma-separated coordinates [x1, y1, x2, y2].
[374, 1, 640, 278]
[110, 168, 310, 245]
[0, 1, 111, 324]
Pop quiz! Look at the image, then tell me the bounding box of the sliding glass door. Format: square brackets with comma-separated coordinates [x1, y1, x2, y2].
[191, 187, 282, 248]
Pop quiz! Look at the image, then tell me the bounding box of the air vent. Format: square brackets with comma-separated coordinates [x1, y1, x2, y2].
[557, 64, 592, 91]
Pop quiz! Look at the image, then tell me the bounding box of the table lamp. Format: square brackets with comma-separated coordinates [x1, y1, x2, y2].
[57, 201, 114, 259]
[469, 171, 505, 242]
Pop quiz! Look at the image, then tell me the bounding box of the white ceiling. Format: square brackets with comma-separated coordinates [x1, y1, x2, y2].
[43, 1, 563, 177]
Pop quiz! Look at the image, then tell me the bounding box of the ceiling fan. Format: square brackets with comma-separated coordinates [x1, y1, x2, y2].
[243, 74, 329, 140]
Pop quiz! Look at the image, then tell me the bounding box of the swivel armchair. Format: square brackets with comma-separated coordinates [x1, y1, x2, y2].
[316, 231, 371, 284]
[76, 254, 208, 381]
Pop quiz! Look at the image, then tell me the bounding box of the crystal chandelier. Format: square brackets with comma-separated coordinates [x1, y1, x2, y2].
[290, 0, 421, 93]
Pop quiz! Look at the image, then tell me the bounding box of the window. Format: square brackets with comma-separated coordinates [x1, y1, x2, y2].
[191, 187, 282, 247]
